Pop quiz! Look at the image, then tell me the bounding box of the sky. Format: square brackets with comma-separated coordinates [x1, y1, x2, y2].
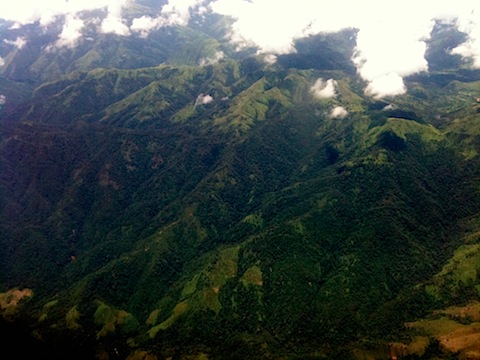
[0, 0, 479, 98]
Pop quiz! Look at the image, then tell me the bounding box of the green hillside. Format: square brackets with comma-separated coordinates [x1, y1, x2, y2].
[1, 12, 480, 360]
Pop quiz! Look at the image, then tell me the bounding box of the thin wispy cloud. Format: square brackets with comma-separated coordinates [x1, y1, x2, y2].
[3, 37, 27, 49]
[199, 51, 225, 66]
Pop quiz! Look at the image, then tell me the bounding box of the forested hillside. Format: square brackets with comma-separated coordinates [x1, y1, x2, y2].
[1, 3, 480, 359]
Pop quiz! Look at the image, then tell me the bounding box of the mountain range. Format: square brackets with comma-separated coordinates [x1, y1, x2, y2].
[1, 3, 480, 359]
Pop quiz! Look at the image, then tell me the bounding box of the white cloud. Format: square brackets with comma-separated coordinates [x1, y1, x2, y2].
[0, 0, 131, 48]
[352, 19, 431, 98]
[264, 54, 278, 64]
[4, 37, 27, 49]
[101, 14, 130, 35]
[130, 0, 206, 36]
[364, 73, 407, 99]
[0, 57, 5, 67]
[329, 106, 348, 119]
[0, 95, 6, 105]
[210, 0, 310, 54]
[195, 93, 214, 106]
[160, 0, 204, 27]
[101, 0, 130, 35]
[452, 41, 480, 68]
[56, 15, 85, 47]
[311, 78, 337, 99]
[383, 104, 396, 111]
[131, 16, 160, 37]
[0, 0, 130, 27]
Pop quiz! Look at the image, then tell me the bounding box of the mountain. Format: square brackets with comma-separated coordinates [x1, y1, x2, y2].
[1, 6, 480, 359]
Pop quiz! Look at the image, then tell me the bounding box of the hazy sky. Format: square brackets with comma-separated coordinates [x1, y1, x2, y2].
[1, 0, 479, 98]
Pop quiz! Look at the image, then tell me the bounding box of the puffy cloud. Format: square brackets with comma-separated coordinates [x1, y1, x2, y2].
[0, 0, 130, 27]
[329, 106, 349, 119]
[0, 0, 131, 42]
[311, 78, 337, 99]
[101, 0, 130, 35]
[130, 0, 206, 36]
[130, 16, 160, 37]
[0, 95, 6, 105]
[56, 15, 85, 47]
[0, 57, 5, 67]
[210, 0, 312, 54]
[364, 73, 407, 99]
[101, 14, 130, 35]
[159, 0, 205, 27]
[352, 16, 431, 98]
[195, 93, 214, 106]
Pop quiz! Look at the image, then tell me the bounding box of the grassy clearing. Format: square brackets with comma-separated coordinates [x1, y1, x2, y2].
[148, 246, 240, 338]
[408, 314, 480, 356]
[148, 301, 189, 338]
[94, 301, 138, 339]
[440, 301, 480, 322]
[365, 118, 444, 150]
[66, 306, 81, 330]
[433, 244, 480, 289]
[240, 266, 263, 287]
[0, 288, 33, 316]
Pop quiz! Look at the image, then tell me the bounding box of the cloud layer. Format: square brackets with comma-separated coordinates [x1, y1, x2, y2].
[1, 0, 479, 98]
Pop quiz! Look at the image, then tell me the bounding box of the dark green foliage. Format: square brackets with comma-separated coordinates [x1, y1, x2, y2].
[325, 145, 340, 164]
[377, 131, 407, 151]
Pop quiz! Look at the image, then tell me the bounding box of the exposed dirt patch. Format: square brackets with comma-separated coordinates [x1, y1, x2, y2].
[407, 302, 480, 358]
[440, 302, 480, 322]
[439, 326, 480, 354]
[0, 288, 33, 316]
